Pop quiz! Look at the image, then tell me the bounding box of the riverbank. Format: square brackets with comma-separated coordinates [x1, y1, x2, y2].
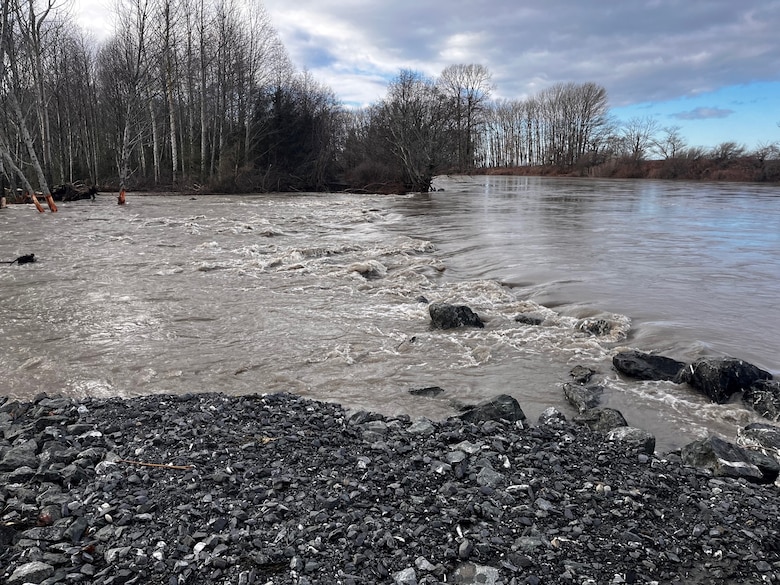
[480, 156, 780, 183]
[2, 391, 778, 585]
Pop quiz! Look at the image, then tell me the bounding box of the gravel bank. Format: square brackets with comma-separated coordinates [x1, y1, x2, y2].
[1, 391, 779, 585]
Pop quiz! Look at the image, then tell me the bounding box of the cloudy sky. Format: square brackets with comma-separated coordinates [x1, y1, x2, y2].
[262, 0, 780, 149]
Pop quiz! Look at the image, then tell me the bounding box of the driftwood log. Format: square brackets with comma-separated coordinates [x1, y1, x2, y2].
[51, 182, 98, 201]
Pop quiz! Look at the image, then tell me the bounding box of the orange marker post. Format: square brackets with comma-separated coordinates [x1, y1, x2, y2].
[44, 193, 58, 212]
[29, 192, 45, 213]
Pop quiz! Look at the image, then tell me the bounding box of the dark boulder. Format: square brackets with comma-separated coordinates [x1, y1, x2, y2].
[680, 435, 768, 483]
[563, 383, 603, 414]
[458, 394, 526, 424]
[743, 380, 780, 422]
[679, 358, 772, 404]
[0, 439, 38, 472]
[612, 350, 685, 382]
[409, 386, 445, 398]
[606, 426, 656, 455]
[569, 365, 596, 385]
[429, 302, 484, 329]
[515, 314, 544, 326]
[573, 408, 627, 433]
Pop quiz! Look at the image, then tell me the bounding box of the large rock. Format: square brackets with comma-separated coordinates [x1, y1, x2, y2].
[680, 435, 769, 483]
[612, 350, 685, 382]
[563, 383, 603, 414]
[7, 561, 54, 585]
[606, 426, 656, 455]
[569, 365, 596, 385]
[737, 423, 780, 464]
[743, 380, 780, 422]
[458, 394, 526, 424]
[573, 408, 627, 433]
[0, 438, 39, 471]
[450, 562, 500, 585]
[429, 302, 484, 329]
[537, 407, 567, 427]
[678, 358, 772, 404]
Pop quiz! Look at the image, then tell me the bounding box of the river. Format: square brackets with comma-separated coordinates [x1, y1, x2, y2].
[1, 175, 778, 452]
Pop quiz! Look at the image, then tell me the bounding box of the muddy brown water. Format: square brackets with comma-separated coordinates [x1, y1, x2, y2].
[1, 176, 778, 452]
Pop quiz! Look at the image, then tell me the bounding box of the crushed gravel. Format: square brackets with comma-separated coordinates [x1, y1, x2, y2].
[1, 391, 779, 585]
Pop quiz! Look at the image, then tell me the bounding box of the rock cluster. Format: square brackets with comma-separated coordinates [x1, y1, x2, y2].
[565, 359, 780, 485]
[613, 350, 779, 421]
[2, 392, 779, 585]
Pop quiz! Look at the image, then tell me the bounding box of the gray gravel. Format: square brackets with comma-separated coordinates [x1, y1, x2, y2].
[1, 391, 779, 584]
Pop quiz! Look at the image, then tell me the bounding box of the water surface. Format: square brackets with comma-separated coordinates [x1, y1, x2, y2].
[1, 176, 778, 452]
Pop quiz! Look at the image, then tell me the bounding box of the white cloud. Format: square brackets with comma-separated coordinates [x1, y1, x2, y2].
[262, 0, 780, 110]
[672, 107, 735, 120]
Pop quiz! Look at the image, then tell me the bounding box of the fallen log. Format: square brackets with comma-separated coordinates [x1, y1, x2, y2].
[51, 182, 98, 202]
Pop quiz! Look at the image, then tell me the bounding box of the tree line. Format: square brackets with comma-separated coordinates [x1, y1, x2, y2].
[2, 0, 778, 202]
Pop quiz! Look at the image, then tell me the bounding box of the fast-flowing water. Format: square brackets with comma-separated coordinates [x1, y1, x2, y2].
[1, 176, 778, 452]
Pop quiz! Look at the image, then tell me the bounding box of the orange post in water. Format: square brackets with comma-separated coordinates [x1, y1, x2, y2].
[117, 188, 126, 205]
[29, 192, 45, 213]
[45, 193, 58, 212]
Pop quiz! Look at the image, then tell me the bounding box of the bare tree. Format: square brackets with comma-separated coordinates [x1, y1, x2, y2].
[710, 141, 746, 162]
[652, 125, 687, 160]
[0, 0, 63, 210]
[380, 69, 448, 191]
[477, 82, 608, 169]
[100, 0, 153, 196]
[620, 117, 659, 162]
[438, 64, 492, 171]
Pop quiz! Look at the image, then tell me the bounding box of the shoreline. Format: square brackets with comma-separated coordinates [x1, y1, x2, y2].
[2, 391, 778, 584]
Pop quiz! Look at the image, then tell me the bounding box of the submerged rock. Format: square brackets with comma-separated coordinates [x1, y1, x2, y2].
[429, 302, 484, 329]
[679, 358, 772, 404]
[569, 365, 596, 385]
[612, 350, 685, 382]
[576, 318, 613, 337]
[514, 314, 544, 326]
[458, 394, 526, 423]
[409, 386, 446, 398]
[563, 382, 603, 413]
[348, 259, 387, 280]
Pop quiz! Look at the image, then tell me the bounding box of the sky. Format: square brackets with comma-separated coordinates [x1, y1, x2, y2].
[260, 0, 780, 150]
[76, 0, 780, 150]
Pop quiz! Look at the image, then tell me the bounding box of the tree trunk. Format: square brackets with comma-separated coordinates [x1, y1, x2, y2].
[8, 90, 54, 209]
[149, 99, 160, 183]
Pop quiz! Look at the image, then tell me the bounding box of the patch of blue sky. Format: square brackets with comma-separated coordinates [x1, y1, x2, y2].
[612, 81, 780, 150]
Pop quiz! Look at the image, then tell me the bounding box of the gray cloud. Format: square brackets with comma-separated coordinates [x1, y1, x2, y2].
[672, 107, 736, 120]
[263, 0, 780, 107]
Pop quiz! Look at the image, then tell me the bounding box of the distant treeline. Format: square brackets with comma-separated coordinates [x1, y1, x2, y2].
[1, 0, 778, 198]
[483, 146, 780, 184]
